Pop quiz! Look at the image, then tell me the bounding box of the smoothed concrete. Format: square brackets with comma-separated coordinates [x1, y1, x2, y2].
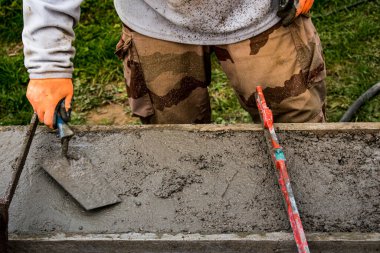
[1, 123, 379, 252]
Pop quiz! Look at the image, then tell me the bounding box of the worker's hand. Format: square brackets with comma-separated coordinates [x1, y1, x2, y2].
[26, 78, 73, 129]
[277, 0, 314, 26]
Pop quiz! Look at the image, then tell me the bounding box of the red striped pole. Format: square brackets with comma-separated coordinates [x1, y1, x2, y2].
[255, 86, 310, 253]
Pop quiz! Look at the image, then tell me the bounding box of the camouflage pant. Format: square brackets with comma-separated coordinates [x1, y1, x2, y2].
[116, 16, 326, 124]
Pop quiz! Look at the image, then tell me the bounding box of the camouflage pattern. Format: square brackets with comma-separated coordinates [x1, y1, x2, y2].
[116, 16, 326, 124]
[116, 26, 212, 124]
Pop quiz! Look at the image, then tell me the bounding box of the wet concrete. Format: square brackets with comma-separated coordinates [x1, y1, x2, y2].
[0, 123, 379, 252]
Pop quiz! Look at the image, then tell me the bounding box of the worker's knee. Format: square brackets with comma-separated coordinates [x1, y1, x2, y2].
[272, 80, 327, 123]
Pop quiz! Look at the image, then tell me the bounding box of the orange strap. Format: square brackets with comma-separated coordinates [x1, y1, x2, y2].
[296, 0, 314, 16]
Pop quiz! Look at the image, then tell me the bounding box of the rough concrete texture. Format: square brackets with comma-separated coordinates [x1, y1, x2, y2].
[0, 124, 379, 238]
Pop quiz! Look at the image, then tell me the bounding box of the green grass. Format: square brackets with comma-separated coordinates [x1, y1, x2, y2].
[313, 0, 380, 121]
[0, 0, 379, 125]
[0, 0, 31, 125]
[210, 57, 251, 124]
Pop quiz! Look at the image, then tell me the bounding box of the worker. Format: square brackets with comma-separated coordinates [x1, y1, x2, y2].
[23, 0, 326, 127]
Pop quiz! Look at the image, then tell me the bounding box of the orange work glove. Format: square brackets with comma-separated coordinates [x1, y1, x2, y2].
[26, 78, 73, 129]
[277, 0, 314, 26]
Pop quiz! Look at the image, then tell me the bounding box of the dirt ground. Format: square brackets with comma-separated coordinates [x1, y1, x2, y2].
[86, 103, 139, 125]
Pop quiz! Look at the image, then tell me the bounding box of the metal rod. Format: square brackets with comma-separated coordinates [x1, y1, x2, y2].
[61, 137, 70, 157]
[255, 86, 310, 253]
[2, 113, 39, 206]
[0, 207, 8, 253]
[0, 113, 39, 253]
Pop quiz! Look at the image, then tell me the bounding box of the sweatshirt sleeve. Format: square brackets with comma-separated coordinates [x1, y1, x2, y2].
[22, 0, 83, 79]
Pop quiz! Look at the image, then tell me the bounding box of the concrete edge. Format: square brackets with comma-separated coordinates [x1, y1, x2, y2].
[9, 232, 380, 242]
[9, 233, 380, 253]
[1, 123, 379, 133]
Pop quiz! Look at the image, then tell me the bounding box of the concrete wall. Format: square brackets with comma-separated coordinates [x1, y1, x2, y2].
[1, 123, 379, 252]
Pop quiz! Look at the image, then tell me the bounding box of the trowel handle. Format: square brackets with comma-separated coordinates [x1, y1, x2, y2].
[55, 99, 74, 140]
[57, 115, 74, 140]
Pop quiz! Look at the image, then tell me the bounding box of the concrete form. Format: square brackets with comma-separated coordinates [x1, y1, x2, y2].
[0, 123, 379, 252]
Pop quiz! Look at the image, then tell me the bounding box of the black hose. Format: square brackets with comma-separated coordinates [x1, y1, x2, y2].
[340, 82, 380, 122]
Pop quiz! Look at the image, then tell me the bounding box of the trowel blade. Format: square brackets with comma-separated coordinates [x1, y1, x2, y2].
[42, 155, 121, 211]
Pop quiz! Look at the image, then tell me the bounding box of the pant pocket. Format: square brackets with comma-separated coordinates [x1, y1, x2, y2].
[289, 16, 327, 88]
[115, 25, 155, 118]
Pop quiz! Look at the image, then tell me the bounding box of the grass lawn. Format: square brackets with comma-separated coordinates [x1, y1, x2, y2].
[0, 0, 379, 125]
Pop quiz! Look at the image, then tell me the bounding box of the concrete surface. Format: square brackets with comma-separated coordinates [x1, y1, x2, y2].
[1, 123, 379, 252]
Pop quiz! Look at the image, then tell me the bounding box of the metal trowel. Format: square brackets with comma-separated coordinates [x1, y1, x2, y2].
[42, 100, 121, 211]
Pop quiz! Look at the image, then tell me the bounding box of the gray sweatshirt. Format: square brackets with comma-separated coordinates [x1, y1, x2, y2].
[23, 0, 280, 79]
